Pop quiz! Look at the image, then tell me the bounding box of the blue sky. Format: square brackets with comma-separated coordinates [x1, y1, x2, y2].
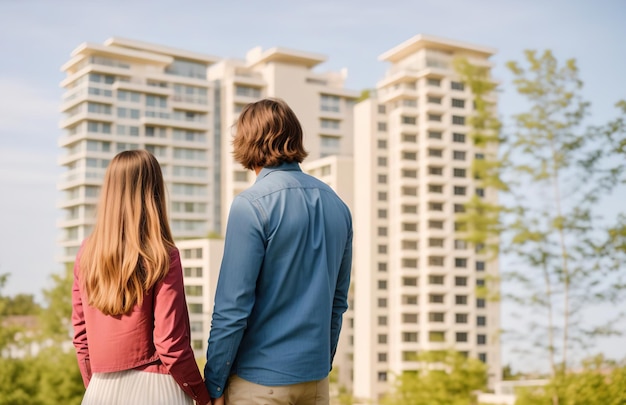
[0, 0, 624, 371]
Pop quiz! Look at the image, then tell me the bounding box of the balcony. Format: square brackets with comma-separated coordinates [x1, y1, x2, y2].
[378, 85, 418, 104]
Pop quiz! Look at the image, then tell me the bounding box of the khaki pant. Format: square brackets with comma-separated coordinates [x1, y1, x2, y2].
[225, 375, 329, 405]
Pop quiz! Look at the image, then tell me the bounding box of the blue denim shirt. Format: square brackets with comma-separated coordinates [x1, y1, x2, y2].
[204, 162, 352, 398]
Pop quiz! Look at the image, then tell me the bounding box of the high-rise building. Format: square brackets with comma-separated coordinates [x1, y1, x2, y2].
[57, 38, 357, 262]
[58, 38, 219, 263]
[352, 34, 501, 402]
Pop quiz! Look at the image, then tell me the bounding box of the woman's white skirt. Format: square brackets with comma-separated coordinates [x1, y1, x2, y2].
[82, 370, 193, 405]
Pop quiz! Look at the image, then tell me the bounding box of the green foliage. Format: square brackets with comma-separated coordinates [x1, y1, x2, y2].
[456, 50, 626, 391]
[0, 347, 83, 405]
[38, 263, 74, 342]
[1, 293, 41, 316]
[515, 356, 626, 405]
[382, 351, 487, 405]
[357, 89, 372, 102]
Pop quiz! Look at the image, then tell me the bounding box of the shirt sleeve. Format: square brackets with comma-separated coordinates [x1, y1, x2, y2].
[204, 196, 266, 398]
[153, 249, 211, 405]
[71, 250, 91, 388]
[330, 222, 352, 366]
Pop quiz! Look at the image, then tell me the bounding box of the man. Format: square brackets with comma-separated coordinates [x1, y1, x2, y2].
[205, 98, 352, 405]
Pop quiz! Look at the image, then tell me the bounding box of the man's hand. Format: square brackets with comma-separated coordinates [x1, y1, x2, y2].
[212, 395, 225, 405]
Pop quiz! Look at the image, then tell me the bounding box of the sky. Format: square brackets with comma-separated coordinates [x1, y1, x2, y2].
[0, 0, 624, 371]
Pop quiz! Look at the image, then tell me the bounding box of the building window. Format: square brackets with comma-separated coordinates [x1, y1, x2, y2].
[402, 240, 418, 250]
[377, 157, 388, 166]
[378, 352, 388, 362]
[453, 168, 466, 178]
[320, 94, 340, 112]
[455, 221, 467, 231]
[477, 298, 486, 308]
[475, 153, 485, 160]
[377, 174, 387, 184]
[428, 220, 444, 230]
[378, 298, 387, 308]
[402, 204, 418, 214]
[427, 78, 441, 87]
[378, 262, 387, 272]
[456, 313, 468, 324]
[454, 186, 467, 196]
[402, 187, 418, 196]
[320, 135, 340, 150]
[377, 209, 387, 218]
[427, 96, 442, 104]
[428, 114, 442, 122]
[402, 222, 418, 232]
[402, 332, 418, 342]
[429, 238, 444, 247]
[429, 202, 443, 211]
[378, 104, 386, 114]
[429, 294, 444, 303]
[428, 184, 443, 194]
[188, 303, 203, 314]
[378, 191, 387, 201]
[402, 258, 418, 268]
[477, 334, 487, 345]
[476, 188, 485, 197]
[184, 285, 203, 296]
[477, 316, 487, 326]
[455, 258, 468, 268]
[402, 133, 417, 143]
[428, 131, 442, 139]
[428, 312, 445, 323]
[377, 227, 388, 237]
[454, 240, 467, 250]
[377, 280, 387, 290]
[402, 313, 419, 323]
[377, 139, 387, 149]
[454, 204, 466, 213]
[428, 256, 444, 266]
[378, 316, 388, 326]
[377, 122, 387, 132]
[452, 98, 466, 108]
[456, 332, 468, 342]
[402, 277, 418, 286]
[476, 261, 486, 271]
[428, 275, 444, 285]
[184, 267, 203, 277]
[451, 81, 465, 91]
[453, 151, 466, 160]
[402, 151, 417, 160]
[377, 245, 387, 254]
[455, 276, 468, 286]
[477, 279, 485, 287]
[479, 353, 487, 363]
[378, 334, 388, 344]
[428, 148, 443, 157]
[428, 331, 445, 342]
[402, 169, 417, 178]
[401, 115, 417, 125]
[455, 295, 468, 305]
[428, 166, 443, 175]
[453, 133, 466, 143]
[402, 295, 418, 305]
[452, 115, 466, 125]
[321, 119, 340, 130]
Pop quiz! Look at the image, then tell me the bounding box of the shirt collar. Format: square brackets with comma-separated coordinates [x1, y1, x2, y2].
[256, 162, 302, 182]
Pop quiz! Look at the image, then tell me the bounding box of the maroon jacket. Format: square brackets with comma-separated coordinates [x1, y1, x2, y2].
[72, 247, 210, 405]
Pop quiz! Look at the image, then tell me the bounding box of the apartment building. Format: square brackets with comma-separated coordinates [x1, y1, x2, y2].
[352, 34, 501, 402]
[58, 38, 219, 263]
[208, 47, 357, 229]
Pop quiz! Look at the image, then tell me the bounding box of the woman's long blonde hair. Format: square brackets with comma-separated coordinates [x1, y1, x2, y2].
[79, 150, 174, 316]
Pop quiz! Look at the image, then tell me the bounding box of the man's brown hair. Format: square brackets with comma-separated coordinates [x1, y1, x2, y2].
[233, 98, 309, 170]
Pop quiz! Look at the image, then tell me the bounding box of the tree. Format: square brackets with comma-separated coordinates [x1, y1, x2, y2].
[38, 263, 74, 342]
[516, 355, 626, 405]
[382, 351, 487, 405]
[456, 50, 626, 405]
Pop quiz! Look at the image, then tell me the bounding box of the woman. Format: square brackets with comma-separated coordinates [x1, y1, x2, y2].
[72, 150, 211, 405]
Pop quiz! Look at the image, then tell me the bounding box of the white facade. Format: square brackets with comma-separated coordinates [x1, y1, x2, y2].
[177, 238, 224, 359]
[58, 38, 219, 263]
[353, 34, 501, 402]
